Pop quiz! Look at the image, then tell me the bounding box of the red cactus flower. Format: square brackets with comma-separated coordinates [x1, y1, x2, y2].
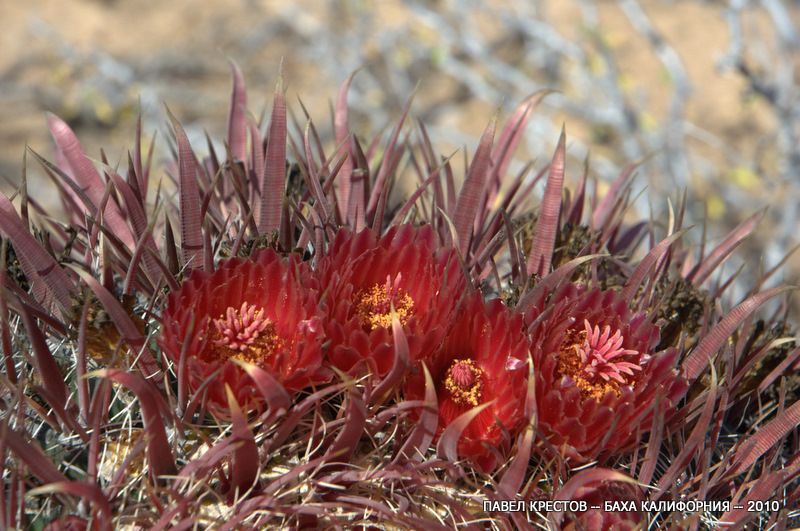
[550, 468, 645, 531]
[319, 224, 464, 376]
[159, 249, 326, 417]
[528, 283, 686, 463]
[405, 294, 530, 471]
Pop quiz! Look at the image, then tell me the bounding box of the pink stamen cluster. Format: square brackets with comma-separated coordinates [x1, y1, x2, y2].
[450, 360, 478, 387]
[444, 359, 483, 406]
[212, 302, 272, 351]
[576, 320, 646, 383]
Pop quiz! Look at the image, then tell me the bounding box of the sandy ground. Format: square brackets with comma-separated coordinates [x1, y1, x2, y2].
[0, 1, 776, 181]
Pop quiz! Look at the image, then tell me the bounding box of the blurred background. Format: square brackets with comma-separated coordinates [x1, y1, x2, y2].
[1, 0, 799, 307]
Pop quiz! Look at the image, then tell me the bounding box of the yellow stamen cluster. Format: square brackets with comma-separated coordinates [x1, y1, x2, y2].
[444, 359, 484, 407]
[355, 283, 414, 330]
[224, 334, 283, 365]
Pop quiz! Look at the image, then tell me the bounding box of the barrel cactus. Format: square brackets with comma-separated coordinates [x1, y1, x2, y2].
[1, 64, 797, 529]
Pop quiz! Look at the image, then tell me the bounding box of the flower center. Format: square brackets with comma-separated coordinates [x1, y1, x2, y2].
[444, 359, 484, 407]
[355, 275, 414, 330]
[211, 302, 282, 364]
[557, 319, 646, 399]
